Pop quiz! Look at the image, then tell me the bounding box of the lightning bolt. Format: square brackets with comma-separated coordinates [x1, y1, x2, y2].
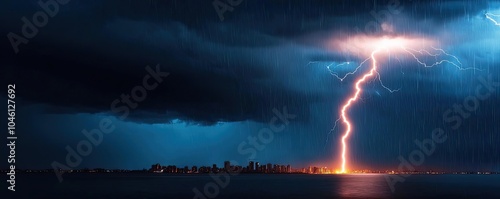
[377, 71, 401, 93]
[486, 13, 500, 26]
[308, 58, 371, 82]
[323, 38, 481, 174]
[338, 49, 382, 173]
[402, 47, 480, 71]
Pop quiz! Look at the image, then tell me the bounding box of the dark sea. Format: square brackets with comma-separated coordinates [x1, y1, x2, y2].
[4, 173, 500, 199]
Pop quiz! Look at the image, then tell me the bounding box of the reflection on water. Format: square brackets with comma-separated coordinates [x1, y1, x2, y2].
[336, 174, 392, 198]
[8, 173, 500, 199]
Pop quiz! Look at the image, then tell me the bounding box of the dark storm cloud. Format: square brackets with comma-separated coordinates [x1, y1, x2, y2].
[0, 0, 316, 125]
[0, 0, 497, 125]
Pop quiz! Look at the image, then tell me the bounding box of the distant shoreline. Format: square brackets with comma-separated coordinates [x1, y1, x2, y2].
[2, 169, 499, 175]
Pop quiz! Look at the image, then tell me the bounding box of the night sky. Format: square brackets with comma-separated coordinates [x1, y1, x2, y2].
[1, 0, 499, 172]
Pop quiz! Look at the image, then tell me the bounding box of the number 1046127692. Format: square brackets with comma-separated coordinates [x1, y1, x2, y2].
[7, 84, 15, 138]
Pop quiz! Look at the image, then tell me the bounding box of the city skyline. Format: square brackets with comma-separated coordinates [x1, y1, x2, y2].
[6, 159, 500, 175]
